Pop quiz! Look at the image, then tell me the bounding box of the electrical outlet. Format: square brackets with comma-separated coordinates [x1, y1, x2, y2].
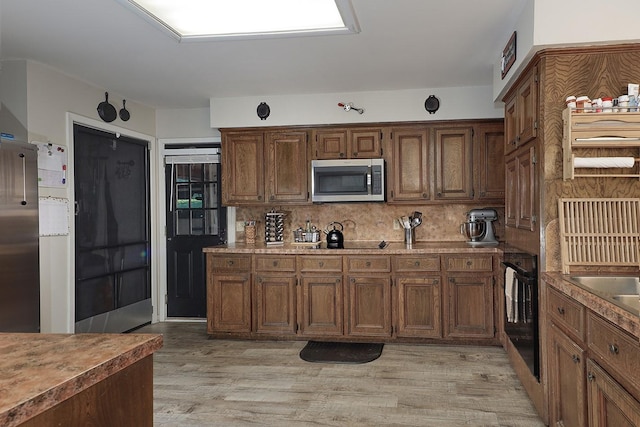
[393, 219, 400, 230]
[236, 221, 245, 232]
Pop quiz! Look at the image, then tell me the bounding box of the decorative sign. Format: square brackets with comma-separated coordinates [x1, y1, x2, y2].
[501, 31, 517, 79]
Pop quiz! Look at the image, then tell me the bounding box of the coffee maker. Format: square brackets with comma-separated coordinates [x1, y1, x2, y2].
[460, 208, 498, 245]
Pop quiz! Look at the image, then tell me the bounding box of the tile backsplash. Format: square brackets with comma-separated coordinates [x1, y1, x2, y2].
[234, 203, 505, 244]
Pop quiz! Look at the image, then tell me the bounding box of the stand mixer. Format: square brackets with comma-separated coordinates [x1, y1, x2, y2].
[461, 208, 498, 245]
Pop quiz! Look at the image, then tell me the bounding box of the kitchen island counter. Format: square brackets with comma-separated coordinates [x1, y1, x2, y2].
[0, 332, 163, 427]
[203, 240, 502, 254]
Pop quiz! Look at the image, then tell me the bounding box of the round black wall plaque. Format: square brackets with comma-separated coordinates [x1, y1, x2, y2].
[424, 95, 440, 114]
[257, 102, 270, 120]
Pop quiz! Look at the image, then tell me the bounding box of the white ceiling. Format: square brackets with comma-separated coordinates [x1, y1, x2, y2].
[1, 0, 526, 109]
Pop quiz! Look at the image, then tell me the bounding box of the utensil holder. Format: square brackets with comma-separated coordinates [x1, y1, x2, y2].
[404, 228, 415, 247]
[245, 225, 256, 244]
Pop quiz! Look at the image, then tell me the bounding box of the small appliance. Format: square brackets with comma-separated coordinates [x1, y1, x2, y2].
[311, 158, 385, 203]
[460, 208, 498, 245]
[324, 222, 344, 249]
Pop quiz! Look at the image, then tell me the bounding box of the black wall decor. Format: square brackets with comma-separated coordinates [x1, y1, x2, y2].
[424, 95, 440, 114]
[257, 102, 270, 120]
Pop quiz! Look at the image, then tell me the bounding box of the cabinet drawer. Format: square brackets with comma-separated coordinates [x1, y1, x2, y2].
[254, 255, 296, 272]
[346, 256, 391, 273]
[547, 287, 585, 342]
[209, 255, 251, 271]
[298, 256, 342, 273]
[587, 312, 640, 390]
[444, 255, 493, 272]
[394, 255, 440, 272]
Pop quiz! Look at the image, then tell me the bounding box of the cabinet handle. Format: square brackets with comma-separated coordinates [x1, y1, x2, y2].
[336, 279, 341, 284]
[422, 193, 428, 198]
[434, 279, 439, 284]
[571, 354, 580, 364]
[557, 307, 565, 315]
[366, 261, 371, 267]
[258, 195, 263, 200]
[437, 192, 442, 197]
[480, 192, 486, 197]
[414, 261, 420, 267]
[449, 277, 455, 283]
[227, 260, 234, 266]
[339, 153, 345, 158]
[353, 152, 358, 157]
[269, 195, 275, 201]
[319, 261, 324, 267]
[466, 261, 472, 266]
[587, 372, 596, 382]
[608, 344, 619, 355]
[273, 261, 278, 267]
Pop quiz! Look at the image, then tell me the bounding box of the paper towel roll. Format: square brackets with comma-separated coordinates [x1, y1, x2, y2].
[573, 157, 635, 168]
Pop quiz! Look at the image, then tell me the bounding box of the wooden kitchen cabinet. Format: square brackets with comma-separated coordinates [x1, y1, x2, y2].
[221, 129, 309, 205]
[504, 65, 538, 154]
[388, 126, 431, 202]
[475, 122, 505, 201]
[253, 255, 297, 335]
[587, 360, 640, 427]
[548, 323, 587, 427]
[393, 255, 441, 338]
[505, 143, 536, 230]
[207, 255, 252, 334]
[433, 126, 473, 200]
[345, 256, 392, 338]
[313, 127, 383, 159]
[298, 255, 344, 337]
[443, 255, 494, 338]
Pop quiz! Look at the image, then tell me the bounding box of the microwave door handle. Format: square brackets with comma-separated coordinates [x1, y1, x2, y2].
[367, 167, 372, 194]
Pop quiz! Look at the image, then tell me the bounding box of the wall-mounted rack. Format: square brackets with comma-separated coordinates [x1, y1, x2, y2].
[562, 108, 640, 180]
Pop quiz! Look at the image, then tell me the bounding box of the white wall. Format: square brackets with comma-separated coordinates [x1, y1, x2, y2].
[156, 107, 220, 139]
[23, 60, 157, 332]
[493, 0, 640, 100]
[211, 86, 504, 129]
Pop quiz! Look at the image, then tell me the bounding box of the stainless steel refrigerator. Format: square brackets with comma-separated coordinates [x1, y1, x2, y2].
[0, 138, 40, 332]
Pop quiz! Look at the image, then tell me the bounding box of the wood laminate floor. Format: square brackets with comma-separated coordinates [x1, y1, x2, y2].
[137, 322, 544, 427]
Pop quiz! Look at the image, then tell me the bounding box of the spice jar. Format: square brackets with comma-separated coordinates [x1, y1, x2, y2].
[576, 96, 590, 113]
[618, 95, 629, 112]
[565, 96, 577, 109]
[592, 98, 602, 113]
[602, 96, 613, 113]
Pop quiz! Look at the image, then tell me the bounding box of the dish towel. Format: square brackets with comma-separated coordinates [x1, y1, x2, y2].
[505, 267, 516, 323]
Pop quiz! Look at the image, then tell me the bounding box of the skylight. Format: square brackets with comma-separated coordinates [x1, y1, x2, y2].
[116, 0, 360, 41]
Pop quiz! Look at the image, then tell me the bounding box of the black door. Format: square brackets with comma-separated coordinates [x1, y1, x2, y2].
[74, 125, 151, 332]
[165, 149, 225, 317]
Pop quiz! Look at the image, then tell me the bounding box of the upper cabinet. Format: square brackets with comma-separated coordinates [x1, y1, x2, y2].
[504, 66, 538, 155]
[433, 126, 474, 201]
[476, 122, 506, 201]
[388, 126, 431, 202]
[313, 127, 383, 159]
[222, 129, 309, 205]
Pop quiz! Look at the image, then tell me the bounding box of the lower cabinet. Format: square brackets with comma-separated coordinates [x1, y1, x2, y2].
[545, 282, 640, 427]
[206, 252, 497, 343]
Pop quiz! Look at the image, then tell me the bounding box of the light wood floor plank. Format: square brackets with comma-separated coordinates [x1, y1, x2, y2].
[138, 322, 544, 426]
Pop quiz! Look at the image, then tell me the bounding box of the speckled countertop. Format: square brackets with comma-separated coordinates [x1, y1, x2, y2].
[542, 272, 639, 339]
[203, 241, 503, 254]
[0, 333, 163, 427]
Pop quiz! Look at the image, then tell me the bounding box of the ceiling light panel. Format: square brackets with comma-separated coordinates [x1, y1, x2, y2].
[117, 0, 360, 41]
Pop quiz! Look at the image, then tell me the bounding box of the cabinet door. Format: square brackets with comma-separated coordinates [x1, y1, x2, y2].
[444, 274, 494, 338]
[548, 323, 587, 427]
[314, 129, 347, 159]
[299, 275, 343, 337]
[517, 66, 538, 146]
[349, 128, 382, 158]
[253, 274, 297, 335]
[207, 273, 252, 333]
[265, 131, 309, 203]
[346, 276, 392, 337]
[475, 123, 505, 201]
[221, 132, 264, 204]
[516, 145, 535, 231]
[505, 154, 518, 227]
[389, 127, 430, 202]
[504, 96, 518, 155]
[395, 276, 441, 338]
[433, 127, 473, 200]
[587, 359, 640, 427]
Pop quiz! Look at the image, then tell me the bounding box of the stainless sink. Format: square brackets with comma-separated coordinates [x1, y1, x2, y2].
[569, 276, 639, 313]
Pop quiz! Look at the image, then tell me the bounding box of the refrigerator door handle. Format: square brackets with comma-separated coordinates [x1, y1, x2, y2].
[19, 153, 27, 205]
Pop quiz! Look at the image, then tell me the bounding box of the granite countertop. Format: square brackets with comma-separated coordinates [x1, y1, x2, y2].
[203, 241, 503, 254]
[0, 333, 163, 427]
[542, 272, 639, 339]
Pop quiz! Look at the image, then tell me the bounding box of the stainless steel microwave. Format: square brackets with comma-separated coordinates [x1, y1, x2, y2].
[311, 158, 385, 202]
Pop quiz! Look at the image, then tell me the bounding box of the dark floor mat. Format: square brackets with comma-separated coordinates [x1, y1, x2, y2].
[299, 341, 384, 364]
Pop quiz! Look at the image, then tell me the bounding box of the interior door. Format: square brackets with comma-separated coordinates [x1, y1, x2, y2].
[165, 147, 226, 317]
[74, 125, 151, 333]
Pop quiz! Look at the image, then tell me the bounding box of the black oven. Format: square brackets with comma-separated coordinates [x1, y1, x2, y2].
[502, 249, 539, 381]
